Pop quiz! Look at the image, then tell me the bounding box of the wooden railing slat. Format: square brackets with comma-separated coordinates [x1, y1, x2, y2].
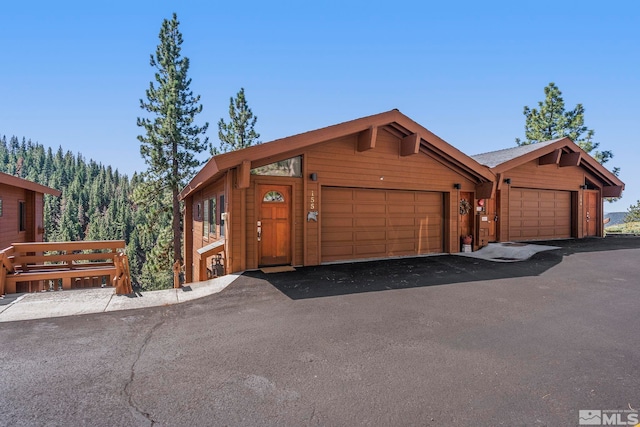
[13, 252, 117, 265]
[11, 240, 125, 253]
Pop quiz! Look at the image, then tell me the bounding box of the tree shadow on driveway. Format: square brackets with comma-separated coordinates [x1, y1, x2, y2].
[243, 236, 640, 300]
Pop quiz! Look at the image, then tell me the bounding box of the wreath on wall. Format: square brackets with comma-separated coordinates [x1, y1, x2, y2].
[460, 199, 473, 215]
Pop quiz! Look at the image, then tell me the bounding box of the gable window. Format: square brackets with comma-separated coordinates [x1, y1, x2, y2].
[251, 156, 302, 177]
[19, 201, 26, 232]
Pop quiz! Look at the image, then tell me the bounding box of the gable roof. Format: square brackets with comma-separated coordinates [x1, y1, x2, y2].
[0, 172, 61, 196]
[471, 137, 624, 195]
[472, 138, 564, 169]
[180, 109, 495, 200]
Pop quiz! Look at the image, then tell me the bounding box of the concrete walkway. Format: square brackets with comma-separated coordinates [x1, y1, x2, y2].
[0, 242, 559, 323]
[0, 274, 240, 322]
[454, 242, 560, 262]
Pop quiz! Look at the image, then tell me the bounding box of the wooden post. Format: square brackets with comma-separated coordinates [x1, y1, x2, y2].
[0, 253, 5, 296]
[173, 261, 181, 288]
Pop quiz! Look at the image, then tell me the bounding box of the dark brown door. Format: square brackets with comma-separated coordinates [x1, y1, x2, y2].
[486, 196, 497, 242]
[584, 190, 598, 237]
[258, 185, 291, 266]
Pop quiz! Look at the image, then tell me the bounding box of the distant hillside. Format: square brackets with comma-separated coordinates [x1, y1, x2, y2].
[604, 212, 627, 227]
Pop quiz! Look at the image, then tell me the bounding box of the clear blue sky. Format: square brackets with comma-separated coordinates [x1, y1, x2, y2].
[2, 1, 638, 212]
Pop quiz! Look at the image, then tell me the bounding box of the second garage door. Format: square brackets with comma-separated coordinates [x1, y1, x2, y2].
[509, 188, 572, 240]
[321, 187, 443, 263]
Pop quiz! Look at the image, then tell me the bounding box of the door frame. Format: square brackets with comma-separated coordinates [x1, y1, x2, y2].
[256, 183, 293, 267]
[583, 189, 599, 237]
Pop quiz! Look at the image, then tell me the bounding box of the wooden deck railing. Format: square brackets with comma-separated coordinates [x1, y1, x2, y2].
[0, 240, 132, 295]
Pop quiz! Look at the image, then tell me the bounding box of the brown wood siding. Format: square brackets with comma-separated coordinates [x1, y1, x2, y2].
[245, 185, 256, 269]
[306, 130, 475, 192]
[34, 193, 44, 242]
[184, 197, 194, 283]
[191, 179, 226, 281]
[25, 191, 35, 242]
[304, 181, 320, 265]
[0, 183, 31, 249]
[503, 160, 585, 191]
[509, 188, 571, 240]
[230, 183, 244, 273]
[293, 182, 304, 266]
[321, 187, 443, 262]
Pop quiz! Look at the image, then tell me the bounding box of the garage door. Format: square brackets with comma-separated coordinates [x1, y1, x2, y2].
[509, 188, 571, 240]
[321, 187, 443, 263]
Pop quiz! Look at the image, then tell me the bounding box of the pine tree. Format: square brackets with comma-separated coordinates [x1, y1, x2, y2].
[137, 13, 208, 284]
[516, 83, 615, 168]
[626, 201, 640, 223]
[214, 87, 260, 154]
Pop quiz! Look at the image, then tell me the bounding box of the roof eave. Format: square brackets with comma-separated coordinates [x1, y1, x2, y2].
[179, 110, 496, 200]
[0, 172, 61, 197]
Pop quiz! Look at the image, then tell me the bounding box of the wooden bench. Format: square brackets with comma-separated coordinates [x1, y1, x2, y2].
[0, 240, 132, 295]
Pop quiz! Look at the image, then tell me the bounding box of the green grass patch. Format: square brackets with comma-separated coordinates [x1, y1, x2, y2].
[605, 221, 640, 234]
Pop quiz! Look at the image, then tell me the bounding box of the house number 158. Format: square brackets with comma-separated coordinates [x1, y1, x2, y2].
[310, 190, 315, 210]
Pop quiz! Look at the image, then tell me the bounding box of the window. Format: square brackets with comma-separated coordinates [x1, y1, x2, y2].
[202, 197, 217, 238]
[251, 156, 302, 177]
[19, 201, 26, 232]
[263, 191, 285, 202]
[219, 195, 225, 237]
[209, 198, 216, 236]
[203, 200, 209, 236]
[0, 198, 3, 217]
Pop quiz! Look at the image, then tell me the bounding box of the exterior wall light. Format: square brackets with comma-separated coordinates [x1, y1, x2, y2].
[504, 178, 511, 185]
[453, 183, 461, 189]
[310, 173, 317, 181]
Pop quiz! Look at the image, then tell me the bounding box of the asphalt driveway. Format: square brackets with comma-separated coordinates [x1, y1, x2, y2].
[1, 237, 639, 426]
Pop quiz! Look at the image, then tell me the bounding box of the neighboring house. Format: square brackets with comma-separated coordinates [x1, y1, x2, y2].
[180, 111, 624, 283]
[472, 138, 624, 242]
[0, 172, 61, 250]
[180, 109, 495, 283]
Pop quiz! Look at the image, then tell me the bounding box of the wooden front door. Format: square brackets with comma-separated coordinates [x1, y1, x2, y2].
[584, 190, 598, 237]
[258, 185, 292, 266]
